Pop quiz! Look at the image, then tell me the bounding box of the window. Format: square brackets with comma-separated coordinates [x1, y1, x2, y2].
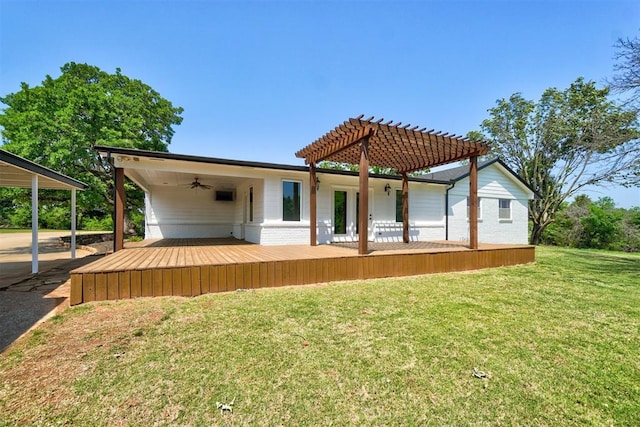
[334, 190, 347, 234]
[282, 181, 301, 221]
[249, 187, 254, 222]
[395, 189, 403, 222]
[466, 196, 482, 220]
[499, 199, 511, 220]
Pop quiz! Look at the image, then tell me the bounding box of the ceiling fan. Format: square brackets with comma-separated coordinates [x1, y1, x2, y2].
[188, 177, 212, 190]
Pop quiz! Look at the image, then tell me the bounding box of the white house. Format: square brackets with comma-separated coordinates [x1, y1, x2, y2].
[97, 147, 535, 246]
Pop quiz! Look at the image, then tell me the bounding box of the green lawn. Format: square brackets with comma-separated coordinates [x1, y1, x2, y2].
[1, 246, 638, 425]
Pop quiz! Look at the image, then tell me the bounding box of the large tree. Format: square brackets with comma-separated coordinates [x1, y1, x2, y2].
[0, 62, 183, 231]
[476, 77, 639, 245]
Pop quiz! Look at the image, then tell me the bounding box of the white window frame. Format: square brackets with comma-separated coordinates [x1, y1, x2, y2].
[249, 186, 254, 223]
[499, 199, 512, 221]
[395, 189, 403, 223]
[282, 180, 302, 222]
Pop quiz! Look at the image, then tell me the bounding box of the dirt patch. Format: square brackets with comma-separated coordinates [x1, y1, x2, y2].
[0, 299, 170, 424]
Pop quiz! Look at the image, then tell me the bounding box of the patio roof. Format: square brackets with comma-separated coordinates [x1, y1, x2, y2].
[295, 115, 491, 173]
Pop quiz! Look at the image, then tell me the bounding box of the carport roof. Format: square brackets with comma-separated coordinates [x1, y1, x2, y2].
[0, 149, 88, 190]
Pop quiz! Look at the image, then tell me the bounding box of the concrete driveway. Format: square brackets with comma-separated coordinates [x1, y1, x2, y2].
[0, 231, 98, 352]
[0, 231, 94, 289]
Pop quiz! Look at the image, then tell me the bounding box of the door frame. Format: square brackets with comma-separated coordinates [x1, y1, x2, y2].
[331, 186, 374, 242]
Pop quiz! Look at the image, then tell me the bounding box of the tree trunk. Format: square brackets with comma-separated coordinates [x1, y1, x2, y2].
[530, 220, 552, 245]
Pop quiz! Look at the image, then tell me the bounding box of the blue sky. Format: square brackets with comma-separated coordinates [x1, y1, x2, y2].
[1, 0, 638, 207]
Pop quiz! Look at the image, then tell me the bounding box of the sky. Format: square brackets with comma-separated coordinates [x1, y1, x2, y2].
[1, 0, 639, 208]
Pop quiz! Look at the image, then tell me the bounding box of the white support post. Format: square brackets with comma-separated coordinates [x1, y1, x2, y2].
[31, 175, 39, 274]
[71, 188, 77, 259]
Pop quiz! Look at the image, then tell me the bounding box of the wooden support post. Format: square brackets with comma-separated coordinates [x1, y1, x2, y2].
[310, 162, 317, 246]
[469, 155, 478, 249]
[114, 167, 125, 252]
[402, 172, 409, 243]
[358, 137, 369, 255]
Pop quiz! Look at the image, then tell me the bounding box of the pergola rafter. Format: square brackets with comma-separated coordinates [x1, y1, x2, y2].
[296, 115, 490, 254]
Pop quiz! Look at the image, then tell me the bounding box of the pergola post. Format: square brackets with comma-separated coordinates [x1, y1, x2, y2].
[358, 137, 369, 255]
[469, 155, 478, 249]
[31, 175, 38, 274]
[309, 162, 317, 246]
[114, 167, 125, 252]
[402, 172, 409, 243]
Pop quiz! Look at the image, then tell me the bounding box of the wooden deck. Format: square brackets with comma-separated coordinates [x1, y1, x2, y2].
[70, 239, 535, 305]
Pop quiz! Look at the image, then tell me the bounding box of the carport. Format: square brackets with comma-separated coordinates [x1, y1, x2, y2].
[0, 149, 88, 273]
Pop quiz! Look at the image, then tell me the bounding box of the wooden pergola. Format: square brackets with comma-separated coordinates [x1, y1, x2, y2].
[296, 115, 491, 254]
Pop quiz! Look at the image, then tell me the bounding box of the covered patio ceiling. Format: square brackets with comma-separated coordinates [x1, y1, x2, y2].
[296, 115, 490, 173]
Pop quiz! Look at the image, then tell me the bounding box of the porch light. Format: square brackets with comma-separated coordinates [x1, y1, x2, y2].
[384, 183, 391, 195]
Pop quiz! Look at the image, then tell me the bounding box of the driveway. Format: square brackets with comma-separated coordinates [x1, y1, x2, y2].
[0, 231, 99, 352]
[0, 231, 94, 289]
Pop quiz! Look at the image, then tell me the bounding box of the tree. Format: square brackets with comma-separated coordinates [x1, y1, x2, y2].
[476, 78, 639, 244]
[580, 197, 622, 249]
[0, 62, 183, 231]
[608, 33, 640, 112]
[317, 161, 429, 176]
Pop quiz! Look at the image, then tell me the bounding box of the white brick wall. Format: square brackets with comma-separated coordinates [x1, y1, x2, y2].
[143, 161, 532, 245]
[448, 163, 532, 244]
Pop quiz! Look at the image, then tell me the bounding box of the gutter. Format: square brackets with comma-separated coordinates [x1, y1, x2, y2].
[445, 181, 456, 240]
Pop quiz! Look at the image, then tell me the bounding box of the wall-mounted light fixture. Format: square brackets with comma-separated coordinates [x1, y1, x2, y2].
[315, 176, 321, 191]
[384, 183, 391, 196]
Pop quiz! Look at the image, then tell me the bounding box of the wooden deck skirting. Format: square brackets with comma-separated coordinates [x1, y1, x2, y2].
[70, 242, 535, 305]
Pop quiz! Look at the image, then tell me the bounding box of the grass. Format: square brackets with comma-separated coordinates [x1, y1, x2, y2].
[1, 246, 638, 425]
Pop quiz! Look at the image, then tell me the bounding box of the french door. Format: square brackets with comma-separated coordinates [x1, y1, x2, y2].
[332, 188, 373, 241]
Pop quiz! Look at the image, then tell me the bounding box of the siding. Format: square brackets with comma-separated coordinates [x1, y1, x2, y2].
[448, 163, 533, 244]
[146, 186, 237, 239]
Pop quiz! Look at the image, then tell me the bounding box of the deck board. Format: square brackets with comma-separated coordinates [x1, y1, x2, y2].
[70, 239, 535, 305]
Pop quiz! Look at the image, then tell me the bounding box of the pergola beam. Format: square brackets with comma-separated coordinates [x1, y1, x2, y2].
[302, 125, 376, 165]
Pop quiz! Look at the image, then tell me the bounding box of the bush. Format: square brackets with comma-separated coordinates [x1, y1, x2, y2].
[82, 216, 113, 231]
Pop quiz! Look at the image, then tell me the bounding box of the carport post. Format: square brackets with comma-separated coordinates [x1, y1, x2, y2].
[31, 175, 38, 274]
[71, 188, 77, 259]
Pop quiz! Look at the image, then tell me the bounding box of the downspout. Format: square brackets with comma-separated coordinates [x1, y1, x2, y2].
[445, 181, 455, 241]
